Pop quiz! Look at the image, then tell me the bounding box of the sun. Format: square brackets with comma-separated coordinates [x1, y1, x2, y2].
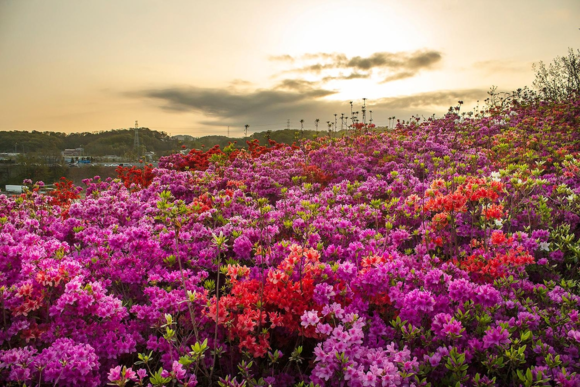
[279, 0, 423, 55]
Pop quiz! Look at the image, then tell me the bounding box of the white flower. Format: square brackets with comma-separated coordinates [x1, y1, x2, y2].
[494, 219, 504, 228]
[539, 242, 550, 252]
[490, 172, 501, 182]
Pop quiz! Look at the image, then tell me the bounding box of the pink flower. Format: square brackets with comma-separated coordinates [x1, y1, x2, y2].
[137, 368, 147, 380]
[301, 310, 320, 327]
[568, 330, 580, 343]
[172, 361, 186, 381]
[108, 366, 122, 382]
[124, 367, 137, 381]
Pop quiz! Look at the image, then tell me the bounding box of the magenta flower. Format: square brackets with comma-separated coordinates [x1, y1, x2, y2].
[108, 366, 122, 382]
[172, 361, 186, 381]
[483, 326, 511, 348]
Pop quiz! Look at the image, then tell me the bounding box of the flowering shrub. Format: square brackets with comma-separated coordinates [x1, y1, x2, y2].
[116, 164, 156, 190]
[2, 96, 580, 386]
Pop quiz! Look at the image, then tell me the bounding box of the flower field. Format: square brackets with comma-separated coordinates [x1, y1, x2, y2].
[2, 96, 580, 386]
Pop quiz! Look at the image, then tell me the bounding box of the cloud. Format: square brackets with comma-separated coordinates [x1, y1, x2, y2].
[275, 49, 443, 84]
[134, 85, 336, 119]
[132, 85, 486, 130]
[229, 79, 254, 87]
[301, 53, 348, 62]
[274, 79, 320, 92]
[472, 59, 531, 74]
[322, 72, 371, 82]
[269, 54, 295, 62]
[372, 89, 487, 110]
[381, 71, 416, 83]
[345, 51, 440, 71]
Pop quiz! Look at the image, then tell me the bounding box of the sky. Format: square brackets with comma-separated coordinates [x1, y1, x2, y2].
[0, 0, 579, 137]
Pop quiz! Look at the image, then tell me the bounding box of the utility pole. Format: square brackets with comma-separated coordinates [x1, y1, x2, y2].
[334, 114, 337, 134]
[287, 119, 290, 130]
[341, 113, 345, 130]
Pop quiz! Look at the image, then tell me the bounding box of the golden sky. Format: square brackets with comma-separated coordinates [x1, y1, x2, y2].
[0, 0, 579, 136]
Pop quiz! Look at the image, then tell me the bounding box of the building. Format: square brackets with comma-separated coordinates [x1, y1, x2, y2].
[0, 153, 19, 161]
[62, 148, 84, 163]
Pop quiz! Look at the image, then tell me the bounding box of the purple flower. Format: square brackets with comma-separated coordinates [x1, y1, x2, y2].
[475, 284, 501, 308]
[399, 289, 435, 325]
[448, 278, 475, 304]
[550, 250, 564, 262]
[233, 235, 253, 259]
[313, 283, 336, 305]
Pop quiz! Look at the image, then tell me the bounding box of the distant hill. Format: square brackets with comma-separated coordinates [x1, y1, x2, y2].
[0, 127, 355, 158]
[0, 128, 180, 158]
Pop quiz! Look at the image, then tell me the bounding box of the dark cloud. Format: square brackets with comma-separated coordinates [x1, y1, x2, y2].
[134, 85, 336, 119]
[373, 89, 487, 110]
[405, 51, 442, 70]
[276, 49, 442, 84]
[274, 79, 320, 92]
[132, 85, 486, 131]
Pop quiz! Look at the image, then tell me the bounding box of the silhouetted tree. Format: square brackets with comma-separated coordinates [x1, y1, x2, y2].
[533, 48, 580, 101]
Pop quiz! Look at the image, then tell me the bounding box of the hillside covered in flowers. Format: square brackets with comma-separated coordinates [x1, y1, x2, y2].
[2, 94, 580, 386]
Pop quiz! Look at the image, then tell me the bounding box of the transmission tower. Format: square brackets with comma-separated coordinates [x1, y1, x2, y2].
[134, 120, 140, 155]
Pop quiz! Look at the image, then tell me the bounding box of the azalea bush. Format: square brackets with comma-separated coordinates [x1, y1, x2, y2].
[1, 95, 580, 386]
